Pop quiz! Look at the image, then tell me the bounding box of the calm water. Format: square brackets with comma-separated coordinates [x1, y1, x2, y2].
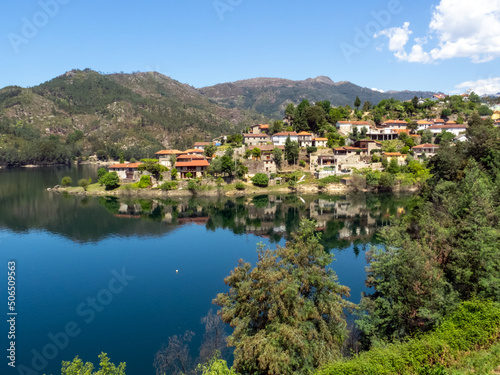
[0, 165, 416, 375]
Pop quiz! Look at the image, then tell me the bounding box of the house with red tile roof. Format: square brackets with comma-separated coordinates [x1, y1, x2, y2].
[313, 137, 328, 147]
[383, 152, 407, 165]
[381, 120, 408, 130]
[336, 121, 371, 135]
[297, 131, 313, 147]
[416, 120, 433, 131]
[412, 143, 439, 158]
[155, 150, 183, 168]
[243, 133, 271, 146]
[175, 159, 210, 179]
[428, 124, 467, 136]
[249, 124, 270, 134]
[194, 142, 213, 150]
[108, 162, 144, 181]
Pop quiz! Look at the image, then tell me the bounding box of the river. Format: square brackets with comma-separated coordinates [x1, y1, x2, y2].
[0, 165, 417, 375]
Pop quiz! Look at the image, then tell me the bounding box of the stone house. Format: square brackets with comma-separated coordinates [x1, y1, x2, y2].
[194, 142, 213, 150]
[175, 159, 210, 179]
[108, 163, 143, 181]
[155, 150, 183, 168]
[244, 133, 271, 146]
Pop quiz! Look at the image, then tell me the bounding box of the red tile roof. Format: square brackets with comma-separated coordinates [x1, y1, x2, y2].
[259, 124, 269, 129]
[428, 124, 467, 130]
[273, 131, 298, 136]
[243, 133, 270, 138]
[109, 163, 143, 169]
[383, 152, 405, 156]
[182, 149, 205, 154]
[413, 143, 439, 149]
[382, 120, 407, 125]
[175, 160, 210, 167]
[155, 150, 183, 155]
[297, 131, 312, 135]
[314, 138, 328, 141]
[177, 154, 206, 160]
[337, 121, 371, 125]
[433, 119, 445, 123]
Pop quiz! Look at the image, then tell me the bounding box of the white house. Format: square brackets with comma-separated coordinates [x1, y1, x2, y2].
[313, 137, 328, 147]
[297, 131, 313, 147]
[412, 143, 439, 158]
[272, 131, 298, 146]
[336, 121, 370, 135]
[427, 124, 467, 136]
[416, 120, 433, 131]
[381, 120, 407, 130]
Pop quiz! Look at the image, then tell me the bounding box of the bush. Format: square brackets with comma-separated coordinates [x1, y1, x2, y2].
[97, 167, 107, 180]
[216, 177, 224, 187]
[235, 182, 245, 190]
[100, 172, 120, 190]
[137, 175, 152, 188]
[299, 160, 306, 167]
[186, 172, 193, 179]
[61, 176, 72, 187]
[96, 150, 107, 161]
[78, 178, 91, 191]
[318, 175, 341, 188]
[187, 179, 197, 191]
[379, 172, 395, 188]
[251, 173, 269, 187]
[306, 146, 317, 154]
[366, 170, 381, 186]
[159, 181, 178, 191]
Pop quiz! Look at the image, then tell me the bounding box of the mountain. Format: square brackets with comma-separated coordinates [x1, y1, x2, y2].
[0, 69, 267, 158]
[199, 76, 437, 118]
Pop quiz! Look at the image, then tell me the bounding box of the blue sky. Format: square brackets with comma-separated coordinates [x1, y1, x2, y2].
[1, 0, 499, 94]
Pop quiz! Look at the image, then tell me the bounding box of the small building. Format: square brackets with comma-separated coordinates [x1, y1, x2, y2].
[108, 163, 143, 181]
[272, 131, 298, 146]
[427, 124, 467, 136]
[181, 149, 205, 155]
[243, 133, 271, 146]
[175, 160, 210, 179]
[412, 143, 439, 158]
[155, 150, 183, 168]
[313, 137, 328, 147]
[248, 124, 270, 134]
[336, 121, 371, 135]
[194, 142, 213, 150]
[433, 119, 445, 124]
[353, 140, 382, 154]
[416, 120, 433, 131]
[383, 152, 406, 165]
[297, 131, 313, 148]
[381, 120, 408, 130]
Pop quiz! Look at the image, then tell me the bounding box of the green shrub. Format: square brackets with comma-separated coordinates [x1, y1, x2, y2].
[306, 146, 317, 154]
[61, 176, 72, 187]
[187, 179, 197, 191]
[159, 181, 178, 191]
[186, 172, 193, 179]
[299, 160, 306, 167]
[318, 175, 341, 188]
[251, 173, 269, 187]
[99, 172, 120, 190]
[78, 178, 91, 191]
[366, 170, 381, 186]
[137, 175, 152, 188]
[97, 167, 107, 180]
[235, 182, 245, 190]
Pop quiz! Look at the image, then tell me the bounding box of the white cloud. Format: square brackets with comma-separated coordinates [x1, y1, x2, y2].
[371, 88, 385, 93]
[374, 22, 412, 52]
[375, 0, 500, 63]
[455, 77, 500, 95]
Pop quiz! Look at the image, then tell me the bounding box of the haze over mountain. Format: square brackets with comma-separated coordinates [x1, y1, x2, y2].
[199, 76, 437, 118]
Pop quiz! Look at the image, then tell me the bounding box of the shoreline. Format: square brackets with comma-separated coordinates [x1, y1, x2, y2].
[47, 181, 419, 198]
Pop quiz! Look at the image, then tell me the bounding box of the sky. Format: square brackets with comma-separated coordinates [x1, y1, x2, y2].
[1, 0, 499, 95]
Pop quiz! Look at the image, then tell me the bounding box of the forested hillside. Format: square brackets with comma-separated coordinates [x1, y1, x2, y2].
[0, 69, 266, 166]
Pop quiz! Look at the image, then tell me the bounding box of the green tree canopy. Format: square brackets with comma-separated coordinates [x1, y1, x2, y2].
[214, 219, 353, 375]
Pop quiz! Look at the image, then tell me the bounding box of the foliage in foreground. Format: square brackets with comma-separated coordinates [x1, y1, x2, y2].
[214, 219, 354, 375]
[357, 114, 500, 344]
[59, 352, 125, 375]
[317, 300, 500, 375]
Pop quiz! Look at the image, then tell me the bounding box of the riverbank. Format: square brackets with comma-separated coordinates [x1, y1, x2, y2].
[47, 180, 420, 197]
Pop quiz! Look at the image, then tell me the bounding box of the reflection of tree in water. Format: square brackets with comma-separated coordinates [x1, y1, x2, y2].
[154, 310, 228, 375]
[97, 194, 415, 253]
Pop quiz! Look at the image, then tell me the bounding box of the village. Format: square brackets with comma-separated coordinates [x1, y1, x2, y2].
[103, 107, 500, 191]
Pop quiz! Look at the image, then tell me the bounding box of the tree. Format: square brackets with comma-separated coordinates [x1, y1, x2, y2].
[412, 96, 419, 108]
[97, 167, 107, 180]
[284, 136, 299, 165]
[96, 149, 107, 161]
[204, 144, 217, 158]
[271, 120, 284, 135]
[250, 173, 268, 187]
[407, 120, 418, 134]
[221, 155, 234, 176]
[387, 158, 400, 174]
[171, 167, 178, 180]
[78, 178, 91, 191]
[251, 147, 261, 160]
[100, 172, 120, 190]
[354, 96, 361, 110]
[214, 220, 353, 375]
[62, 353, 126, 375]
[273, 147, 283, 170]
[421, 129, 433, 144]
[61, 176, 72, 187]
[235, 160, 248, 179]
[304, 105, 326, 133]
[138, 159, 167, 180]
[362, 101, 372, 112]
